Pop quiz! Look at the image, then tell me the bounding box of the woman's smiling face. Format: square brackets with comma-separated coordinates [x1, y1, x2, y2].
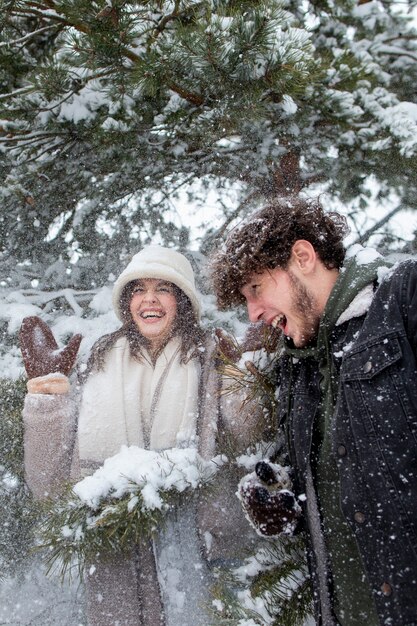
[129, 278, 178, 350]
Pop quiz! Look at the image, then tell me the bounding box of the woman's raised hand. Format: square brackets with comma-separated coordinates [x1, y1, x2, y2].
[19, 316, 82, 379]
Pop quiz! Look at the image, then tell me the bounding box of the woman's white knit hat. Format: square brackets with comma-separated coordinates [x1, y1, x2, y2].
[112, 245, 201, 320]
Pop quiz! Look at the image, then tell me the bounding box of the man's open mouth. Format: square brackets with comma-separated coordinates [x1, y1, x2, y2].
[271, 314, 286, 330]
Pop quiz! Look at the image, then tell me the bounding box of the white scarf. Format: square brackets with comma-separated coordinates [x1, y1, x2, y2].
[78, 336, 200, 472]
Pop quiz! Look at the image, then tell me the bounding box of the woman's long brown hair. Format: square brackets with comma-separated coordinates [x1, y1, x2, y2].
[83, 281, 206, 377]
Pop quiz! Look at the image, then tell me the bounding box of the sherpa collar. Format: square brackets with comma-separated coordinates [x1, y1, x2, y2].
[283, 251, 392, 435]
[284, 250, 390, 362]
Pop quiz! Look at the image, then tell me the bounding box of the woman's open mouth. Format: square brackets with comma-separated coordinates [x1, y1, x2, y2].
[139, 310, 164, 320]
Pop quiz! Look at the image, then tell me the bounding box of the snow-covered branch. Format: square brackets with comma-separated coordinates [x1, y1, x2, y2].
[0, 86, 35, 102]
[0, 24, 60, 48]
[375, 43, 417, 63]
[355, 205, 406, 245]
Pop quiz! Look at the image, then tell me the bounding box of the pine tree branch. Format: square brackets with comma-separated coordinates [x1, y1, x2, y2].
[148, 174, 196, 209]
[0, 130, 68, 143]
[0, 86, 35, 101]
[166, 81, 204, 106]
[8, 4, 205, 106]
[376, 47, 417, 62]
[12, 3, 133, 54]
[21, 139, 68, 163]
[27, 0, 57, 8]
[146, 0, 207, 45]
[0, 24, 60, 47]
[13, 6, 71, 24]
[153, 0, 181, 36]
[200, 191, 260, 254]
[33, 69, 115, 113]
[38, 448, 223, 581]
[211, 536, 313, 625]
[383, 35, 417, 43]
[355, 205, 405, 244]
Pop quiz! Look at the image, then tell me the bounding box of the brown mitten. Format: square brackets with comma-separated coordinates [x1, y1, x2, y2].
[240, 322, 281, 354]
[238, 461, 302, 537]
[215, 323, 281, 363]
[215, 328, 242, 362]
[19, 316, 82, 379]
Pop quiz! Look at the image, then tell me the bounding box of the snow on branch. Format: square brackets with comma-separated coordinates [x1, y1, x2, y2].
[0, 25, 60, 48]
[11, 288, 98, 315]
[38, 446, 226, 580]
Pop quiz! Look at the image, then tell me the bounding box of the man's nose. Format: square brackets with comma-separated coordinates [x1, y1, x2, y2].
[247, 301, 263, 323]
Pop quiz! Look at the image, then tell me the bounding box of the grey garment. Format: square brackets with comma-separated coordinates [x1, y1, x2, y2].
[23, 336, 267, 626]
[305, 464, 338, 626]
[86, 540, 164, 626]
[154, 502, 212, 626]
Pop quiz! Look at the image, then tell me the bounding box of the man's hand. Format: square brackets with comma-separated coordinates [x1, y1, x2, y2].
[19, 316, 82, 379]
[238, 461, 302, 537]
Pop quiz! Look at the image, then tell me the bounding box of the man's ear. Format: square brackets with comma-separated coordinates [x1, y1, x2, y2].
[289, 240, 317, 274]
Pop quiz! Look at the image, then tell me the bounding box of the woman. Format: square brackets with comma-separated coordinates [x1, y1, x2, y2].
[20, 246, 265, 626]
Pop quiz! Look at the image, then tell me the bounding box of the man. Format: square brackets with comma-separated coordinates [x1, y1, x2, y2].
[211, 196, 417, 626]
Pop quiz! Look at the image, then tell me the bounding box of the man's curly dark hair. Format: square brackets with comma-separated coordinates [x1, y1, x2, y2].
[210, 196, 349, 309]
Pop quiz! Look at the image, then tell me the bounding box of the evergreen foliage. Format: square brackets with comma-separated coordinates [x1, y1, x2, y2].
[213, 339, 313, 626]
[211, 536, 312, 625]
[1, 0, 416, 286]
[0, 378, 38, 578]
[219, 327, 282, 425]
[39, 482, 168, 580]
[37, 447, 225, 580]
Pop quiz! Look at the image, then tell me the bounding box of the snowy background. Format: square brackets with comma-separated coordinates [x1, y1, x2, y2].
[1, 0, 417, 624]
